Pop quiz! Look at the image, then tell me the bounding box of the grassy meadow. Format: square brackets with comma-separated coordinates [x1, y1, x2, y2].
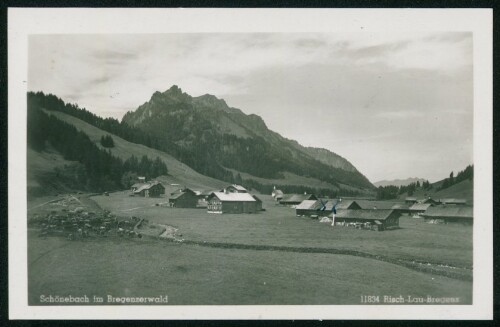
[27, 191, 473, 305]
[93, 191, 473, 269]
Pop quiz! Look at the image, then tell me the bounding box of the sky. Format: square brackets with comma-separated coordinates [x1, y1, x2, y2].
[28, 33, 473, 183]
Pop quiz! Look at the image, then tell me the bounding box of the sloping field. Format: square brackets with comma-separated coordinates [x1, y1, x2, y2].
[43, 110, 226, 191]
[432, 180, 473, 204]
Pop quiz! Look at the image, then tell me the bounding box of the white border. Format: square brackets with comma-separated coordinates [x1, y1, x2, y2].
[8, 8, 493, 320]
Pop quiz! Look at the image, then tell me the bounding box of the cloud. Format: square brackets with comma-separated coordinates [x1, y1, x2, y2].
[28, 32, 473, 182]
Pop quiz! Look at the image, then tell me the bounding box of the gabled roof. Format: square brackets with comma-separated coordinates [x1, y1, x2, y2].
[296, 200, 321, 210]
[252, 195, 262, 202]
[336, 200, 361, 210]
[421, 206, 473, 219]
[391, 203, 410, 210]
[134, 181, 164, 193]
[209, 192, 256, 202]
[336, 209, 399, 221]
[131, 182, 145, 189]
[280, 194, 317, 203]
[272, 189, 284, 197]
[169, 190, 197, 200]
[409, 203, 432, 211]
[225, 184, 247, 192]
[405, 197, 418, 201]
[356, 200, 402, 210]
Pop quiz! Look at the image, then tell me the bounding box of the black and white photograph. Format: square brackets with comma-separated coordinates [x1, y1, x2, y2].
[8, 8, 493, 320]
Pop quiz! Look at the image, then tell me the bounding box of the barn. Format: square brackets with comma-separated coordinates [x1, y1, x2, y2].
[421, 206, 473, 225]
[335, 209, 401, 231]
[295, 200, 323, 216]
[132, 181, 165, 197]
[409, 203, 433, 215]
[169, 188, 199, 208]
[279, 194, 318, 206]
[207, 192, 259, 214]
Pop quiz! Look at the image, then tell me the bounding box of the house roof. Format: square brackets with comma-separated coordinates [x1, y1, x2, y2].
[280, 194, 317, 203]
[272, 189, 284, 197]
[169, 190, 197, 200]
[296, 200, 321, 210]
[226, 184, 247, 192]
[391, 203, 410, 210]
[356, 200, 402, 210]
[134, 181, 164, 193]
[405, 197, 418, 201]
[440, 198, 467, 204]
[209, 192, 256, 202]
[252, 195, 262, 202]
[336, 209, 399, 221]
[336, 200, 361, 210]
[131, 182, 144, 189]
[409, 203, 432, 211]
[421, 206, 473, 219]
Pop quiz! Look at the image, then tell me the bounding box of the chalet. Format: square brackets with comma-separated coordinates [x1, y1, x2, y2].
[207, 191, 259, 214]
[168, 188, 199, 208]
[279, 194, 318, 206]
[409, 203, 433, 215]
[132, 181, 165, 197]
[335, 209, 401, 231]
[439, 198, 467, 205]
[421, 205, 473, 225]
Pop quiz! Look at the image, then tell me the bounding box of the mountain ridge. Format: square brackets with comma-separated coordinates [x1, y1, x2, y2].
[122, 85, 373, 191]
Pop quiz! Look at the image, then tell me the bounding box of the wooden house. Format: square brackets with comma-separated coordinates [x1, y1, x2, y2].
[409, 203, 433, 215]
[132, 181, 165, 197]
[335, 209, 401, 231]
[169, 188, 199, 208]
[207, 191, 259, 214]
[421, 206, 473, 225]
[295, 200, 324, 216]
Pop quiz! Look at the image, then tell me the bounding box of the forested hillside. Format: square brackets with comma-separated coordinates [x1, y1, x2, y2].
[28, 98, 168, 193]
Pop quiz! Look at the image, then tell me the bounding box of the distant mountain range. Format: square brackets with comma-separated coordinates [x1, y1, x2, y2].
[374, 178, 427, 187]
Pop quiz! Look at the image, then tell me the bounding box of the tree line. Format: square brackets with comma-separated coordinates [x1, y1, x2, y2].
[242, 179, 362, 198]
[438, 165, 473, 190]
[28, 101, 168, 192]
[376, 180, 432, 200]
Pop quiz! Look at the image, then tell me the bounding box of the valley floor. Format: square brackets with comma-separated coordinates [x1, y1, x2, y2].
[27, 191, 473, 305]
